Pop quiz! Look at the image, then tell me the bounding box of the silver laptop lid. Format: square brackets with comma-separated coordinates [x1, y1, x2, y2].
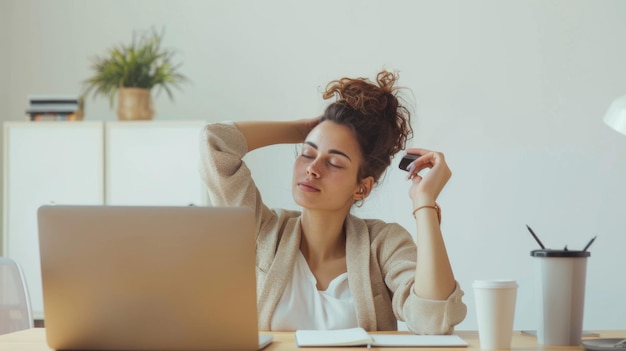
[38, 205, 258, 351]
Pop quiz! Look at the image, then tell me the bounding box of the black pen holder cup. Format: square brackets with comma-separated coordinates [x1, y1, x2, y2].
[531, 249, 590, 346]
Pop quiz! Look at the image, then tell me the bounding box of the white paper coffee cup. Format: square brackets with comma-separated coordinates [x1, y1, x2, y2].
[473, 280, 518, 350]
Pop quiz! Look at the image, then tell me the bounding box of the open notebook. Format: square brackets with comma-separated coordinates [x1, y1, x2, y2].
[38, 205, 272, 351]
[295, 328, 468, 347]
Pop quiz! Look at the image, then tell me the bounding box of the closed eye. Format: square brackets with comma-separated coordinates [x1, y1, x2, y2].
[328, 161, 343, 168]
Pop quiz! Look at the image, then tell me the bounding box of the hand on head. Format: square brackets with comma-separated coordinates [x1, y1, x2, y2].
[297, 116, 323, 140]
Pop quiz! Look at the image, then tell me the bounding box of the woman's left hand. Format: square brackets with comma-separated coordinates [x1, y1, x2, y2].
[405, 148, 451, 202]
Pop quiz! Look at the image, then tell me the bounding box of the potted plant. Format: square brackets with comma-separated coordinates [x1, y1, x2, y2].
[82, 28, 188, 120]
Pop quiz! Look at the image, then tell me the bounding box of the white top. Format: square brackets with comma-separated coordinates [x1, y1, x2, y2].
[270, 251, 358, 331]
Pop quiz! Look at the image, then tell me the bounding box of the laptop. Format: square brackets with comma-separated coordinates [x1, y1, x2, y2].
[37, 205, 272, 351]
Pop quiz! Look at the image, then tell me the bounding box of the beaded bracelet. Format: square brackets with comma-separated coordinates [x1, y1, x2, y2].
[412, 203, 441, 224]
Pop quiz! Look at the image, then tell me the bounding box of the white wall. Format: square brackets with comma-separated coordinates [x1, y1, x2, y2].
[2, 0, 625, 331]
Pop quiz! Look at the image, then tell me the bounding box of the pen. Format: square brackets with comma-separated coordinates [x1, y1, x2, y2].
[582, 236, 597, 252]
[526, 225, 546, 249]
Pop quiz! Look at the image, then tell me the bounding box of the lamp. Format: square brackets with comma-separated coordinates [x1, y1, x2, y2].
[603, 94, 626, 136]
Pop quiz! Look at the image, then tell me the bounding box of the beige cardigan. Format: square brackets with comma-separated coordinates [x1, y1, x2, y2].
[200, 122, 467, 334]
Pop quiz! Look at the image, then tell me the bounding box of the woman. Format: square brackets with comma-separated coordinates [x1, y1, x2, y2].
[201, 70, 466, 334]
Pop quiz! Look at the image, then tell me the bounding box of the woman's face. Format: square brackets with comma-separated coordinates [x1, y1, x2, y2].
[292, 121, 363, 212]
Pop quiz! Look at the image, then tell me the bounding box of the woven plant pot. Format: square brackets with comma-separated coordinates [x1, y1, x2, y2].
[117, 88, 154, 120]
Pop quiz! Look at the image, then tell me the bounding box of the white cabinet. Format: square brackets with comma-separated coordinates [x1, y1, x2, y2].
[2, 121, 209, 320]
[3, 122, 105, 319]
[105, 121, 207, 206]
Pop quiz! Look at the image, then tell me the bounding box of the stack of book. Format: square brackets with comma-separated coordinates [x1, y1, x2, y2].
[26, 95, 83, 121]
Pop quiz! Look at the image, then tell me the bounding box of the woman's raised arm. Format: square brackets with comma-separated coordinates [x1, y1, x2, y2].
[235, 117, 320, 152]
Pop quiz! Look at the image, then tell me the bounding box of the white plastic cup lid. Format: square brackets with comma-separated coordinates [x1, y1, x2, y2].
[473, 280, 518, 289]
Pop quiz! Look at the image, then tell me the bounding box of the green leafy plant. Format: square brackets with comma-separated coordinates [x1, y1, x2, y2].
[83, 28, 188, 106]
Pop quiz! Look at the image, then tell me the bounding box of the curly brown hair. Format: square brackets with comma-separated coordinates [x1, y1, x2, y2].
[321, 70, 413, 183]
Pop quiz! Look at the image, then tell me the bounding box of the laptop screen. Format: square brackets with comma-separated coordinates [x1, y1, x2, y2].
[38, 205, 261, 351]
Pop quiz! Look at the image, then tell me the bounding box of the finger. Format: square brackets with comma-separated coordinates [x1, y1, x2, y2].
[406, 148, 444, 162]
[408, 172, 423, 182]
[406, 162, 421, 179]
[409, 152, 437, 172]
[407, 160, 431, 180]
[405, 147, 434, 156]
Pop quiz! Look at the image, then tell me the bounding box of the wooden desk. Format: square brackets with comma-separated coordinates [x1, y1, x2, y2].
[0, 328, 623, 351]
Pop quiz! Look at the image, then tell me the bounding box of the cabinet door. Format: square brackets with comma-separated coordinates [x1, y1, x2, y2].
[3, 122, 104, 319]
[105, 121, 209, 206]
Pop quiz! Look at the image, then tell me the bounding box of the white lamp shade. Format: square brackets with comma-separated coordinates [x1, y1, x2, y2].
[604, 94, 626, 136]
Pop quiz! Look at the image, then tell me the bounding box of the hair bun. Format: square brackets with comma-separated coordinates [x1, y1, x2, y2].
[320, 70, 413, 183]
[323, 70, 399, 116]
